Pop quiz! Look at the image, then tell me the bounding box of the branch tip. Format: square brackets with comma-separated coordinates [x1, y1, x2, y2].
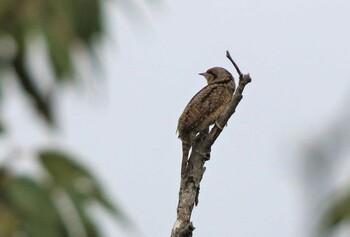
[226, 50, 243, 78]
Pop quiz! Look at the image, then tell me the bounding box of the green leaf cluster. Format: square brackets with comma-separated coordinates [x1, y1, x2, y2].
[0, 149, 128, 237]
[0, 0, 157, 235]
[0, 0, 102, 124]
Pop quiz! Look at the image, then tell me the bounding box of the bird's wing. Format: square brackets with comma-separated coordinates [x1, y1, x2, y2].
[178, 85, 229, 134]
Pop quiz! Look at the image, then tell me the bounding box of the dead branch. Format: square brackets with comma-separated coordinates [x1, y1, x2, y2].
[171, 51, 252, 237]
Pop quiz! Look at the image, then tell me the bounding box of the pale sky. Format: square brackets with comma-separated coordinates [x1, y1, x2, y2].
[2, 0, 350, 237]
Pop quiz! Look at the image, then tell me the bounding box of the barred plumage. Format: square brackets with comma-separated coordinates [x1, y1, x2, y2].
[177, 67, 235, 177]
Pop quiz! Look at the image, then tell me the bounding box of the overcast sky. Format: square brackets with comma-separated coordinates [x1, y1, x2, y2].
[3, 0, 350, 237]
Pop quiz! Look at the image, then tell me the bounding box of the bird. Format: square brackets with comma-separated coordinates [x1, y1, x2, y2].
[177, 67, 236, 177]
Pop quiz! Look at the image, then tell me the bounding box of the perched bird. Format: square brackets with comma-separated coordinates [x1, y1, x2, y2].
[177, 67, 235, 177]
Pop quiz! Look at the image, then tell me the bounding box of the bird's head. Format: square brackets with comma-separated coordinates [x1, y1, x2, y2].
[199, 67, 234, 84]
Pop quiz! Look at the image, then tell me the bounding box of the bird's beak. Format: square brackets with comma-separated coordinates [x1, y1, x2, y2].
[198, 72, 207, 77]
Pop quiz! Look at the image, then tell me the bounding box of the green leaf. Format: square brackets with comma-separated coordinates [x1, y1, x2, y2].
[325, 196, 350, 225]
[44, 28, 74, 80]
[7, 177, 61, 237]
[39, 149, 96, 190]
[0, 202, 19, 237]
[65, 191, 102, 237]
[0, 121, 5, 134]
[60, 0, 102, 41]
[0, 170, 18, 237]
[39, 150, 113, 209]
[12, 47, 54, 125]
[38, 149, 126, 219]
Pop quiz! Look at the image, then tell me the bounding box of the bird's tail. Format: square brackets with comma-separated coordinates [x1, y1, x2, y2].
[181, 141, 191, 178]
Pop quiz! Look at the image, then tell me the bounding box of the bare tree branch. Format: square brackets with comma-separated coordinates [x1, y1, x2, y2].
[226, 50, 243, 78]
[171, 51, 252, 237]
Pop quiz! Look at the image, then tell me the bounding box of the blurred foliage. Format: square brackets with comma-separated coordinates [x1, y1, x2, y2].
[0, 149, 129, 237]
[321, 191, 350, 235]
[0, 0, 103, 124]
[301, 99, 350, 237]
[0, 0, 156, 236]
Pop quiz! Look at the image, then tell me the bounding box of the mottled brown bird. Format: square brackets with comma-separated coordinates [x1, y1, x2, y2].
[177, 67, 235, 177]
